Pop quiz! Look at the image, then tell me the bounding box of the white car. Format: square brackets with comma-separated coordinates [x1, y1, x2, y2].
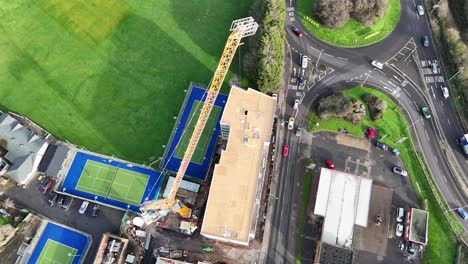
[396, 207, 404, 222]
[301, 55, 308, 69]
[431, 62, 438, 74]
[396, 223, 404, 237]
[441, 86, 449, 99]
[293, 99, 300, 110]
[79, 201, 89, 214]
[393, 166, 408, 177]
[417, 5, 424, 16]
[371, 60, 384, 70]
[288, 117, 295, 130]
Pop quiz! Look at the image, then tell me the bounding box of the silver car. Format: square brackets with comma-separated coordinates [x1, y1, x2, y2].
[393, 166, 408, 176]
[417, 5, 424, 15]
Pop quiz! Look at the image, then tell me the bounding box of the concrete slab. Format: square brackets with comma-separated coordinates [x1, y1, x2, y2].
[336, 134, 371, 150]
[353, 185, 393, 256]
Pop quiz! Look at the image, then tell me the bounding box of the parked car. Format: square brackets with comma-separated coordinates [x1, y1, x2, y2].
[297, 75, 305, 87]
[48, 192, 58, 206]
[417, 5, 424, 15]
[283, 144, 289, 157]
[396, 207, 405, 222]
[301, 55, 308, 69]
[367, 127, 375, 139]
[371, 60, 384, 70]
[288, 117, 295, 130]
[295, 127, 302, 137]
[422, 36, 429, 47]
[396, 223, 404, 237]
[431, 62, 438, 74]
[39, 179, 53, 195]
[421, 107, 431, 119]
[91, 204, 100, 217]
[325, 160, 336, 170]
[457, 208, 468, 220]
[441, 86, 449, 99]
[292, 27, 303, 37]
[293, 99, 300, 110]
[79, 201, 89, 214]
[57, 195, 65, 206]
[62, 196, 73, 211]
[376, 142, 389, 150]
[393, 166, 408, 176]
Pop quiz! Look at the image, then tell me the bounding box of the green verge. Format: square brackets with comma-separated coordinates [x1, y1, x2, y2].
[296, 160, 313, 264]
[0, 0, 251, 163]
[296, 0, 401, 47]
[0, 217, 12, 225]
[308, 87, 458, 264]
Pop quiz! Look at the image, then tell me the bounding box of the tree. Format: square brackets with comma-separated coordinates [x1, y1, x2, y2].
[315, 0, 353, 28]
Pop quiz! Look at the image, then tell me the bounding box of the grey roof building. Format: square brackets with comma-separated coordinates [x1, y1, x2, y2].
[0, 113, 48, 184]
[38, 144, 69, 177]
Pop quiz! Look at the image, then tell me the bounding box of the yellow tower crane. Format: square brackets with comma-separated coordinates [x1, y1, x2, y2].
[140, 17, 258, 217]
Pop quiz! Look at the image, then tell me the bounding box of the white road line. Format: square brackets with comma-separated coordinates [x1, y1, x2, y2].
[434, 157, 438, 163]
[413, 101, 418, 109]
[441, 100, 444, 106]
[404, 89, 412, 97]
[323, 53, 333, 57]
[457, 199, 461, 205]
[448, 119, 451, 125]
[443, 175, 448, 183]
[376, 69, 386, 75]
[393, 75, 402, 82]
[379, 80, 386, 85]
[425, 130, 430, 141]
[336, 56, 348, 60]
[388, 80, 397, 87]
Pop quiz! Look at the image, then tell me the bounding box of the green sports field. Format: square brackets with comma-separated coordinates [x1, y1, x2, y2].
[37, 239, 78, 264]
[76, 160, 148, 204]
[174, 101, 221, 164]
[0, 0, 251, 163]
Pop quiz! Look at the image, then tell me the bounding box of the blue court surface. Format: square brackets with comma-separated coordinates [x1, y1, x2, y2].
[162, 86, 227, 181]
[25, 221, 91, 264]
[61, 151, 164, 212]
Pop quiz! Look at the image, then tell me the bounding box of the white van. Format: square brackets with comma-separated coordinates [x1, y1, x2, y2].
[293, 99, 300, 110]
[301, 55, 308, 69]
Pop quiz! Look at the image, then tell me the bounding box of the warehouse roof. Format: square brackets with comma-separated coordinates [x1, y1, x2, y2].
[314, 168, 372, 249]
[201, 87, 276, 245]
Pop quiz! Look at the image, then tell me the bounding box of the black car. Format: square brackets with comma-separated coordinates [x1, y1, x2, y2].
[91, 204, 100, 217]
[56, 195, 65, 206]
[376, 142, 389, 150]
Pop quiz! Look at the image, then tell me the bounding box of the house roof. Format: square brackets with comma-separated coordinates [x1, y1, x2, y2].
[0, 113, 47, 183]
[38, 144, 69, 176]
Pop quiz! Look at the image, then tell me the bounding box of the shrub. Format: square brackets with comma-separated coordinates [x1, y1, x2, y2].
[362, 93, 387, 121]
[317, 92, 353, 118]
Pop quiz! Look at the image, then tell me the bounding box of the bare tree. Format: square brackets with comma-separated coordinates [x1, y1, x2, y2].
[315, 0, 353, 28]
[3, 198, 15, 210]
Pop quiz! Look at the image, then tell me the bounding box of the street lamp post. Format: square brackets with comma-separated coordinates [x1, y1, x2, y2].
[407, 118, 423, 131]
[449, 67, 465, 82]
[430, 0, 445, 15]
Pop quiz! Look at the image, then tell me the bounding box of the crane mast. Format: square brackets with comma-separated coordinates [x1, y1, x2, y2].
[140, 17, 258, 213]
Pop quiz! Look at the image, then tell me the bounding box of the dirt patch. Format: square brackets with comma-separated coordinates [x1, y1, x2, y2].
[336, 134, 370, 150]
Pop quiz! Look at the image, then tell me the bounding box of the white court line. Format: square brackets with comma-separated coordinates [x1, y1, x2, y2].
[125, 175, 136, 198]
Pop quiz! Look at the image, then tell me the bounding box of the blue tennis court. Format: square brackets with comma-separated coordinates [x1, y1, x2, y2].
[162, 85, 227, 181]
[25, 221, 91, 264]
[61, 151, 164, 212]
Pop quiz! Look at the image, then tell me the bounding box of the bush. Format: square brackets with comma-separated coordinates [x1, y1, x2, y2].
[317, 92, 352, 118]
[362, 93, 387, 121]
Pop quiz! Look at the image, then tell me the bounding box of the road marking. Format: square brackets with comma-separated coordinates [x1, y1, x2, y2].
[393, 75, 402, 82]
[443, 175, 448, 183]
[448, 119, 451, 125]
[388, 80, 397, 87]
[457, 199, 461, 205]
[431, 85, 436, 99]
[336, 56, 348, 60]
[440, 100, 444, 106]
[413, 101, 418, 109]
[376, 69, 386, 75]
[323, 53, 333, 57]
[403, 89, 412, 97]
[425, 130, 430, 141]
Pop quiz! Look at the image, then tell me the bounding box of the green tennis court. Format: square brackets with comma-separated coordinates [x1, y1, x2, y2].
[37, 239, 78, 264]
[174, 101, 221, 164]
[75, 160, 149, 205]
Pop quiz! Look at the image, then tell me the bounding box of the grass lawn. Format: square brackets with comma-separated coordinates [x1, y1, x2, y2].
[296, 160, 313, 264]
[0, 217, 12, 225]
[296, 0, 400, 47]
[0, 0, 251, 163]
[308, 87, 459, 264]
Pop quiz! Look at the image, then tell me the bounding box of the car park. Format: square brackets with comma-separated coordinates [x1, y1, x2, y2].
[39, 179, 53, 195]
[288, 117, 295, 130]
[457, 207, 468, 220]
[431, 62, 438, 74]
[421, 107, 431, 119]
[295, 127, 302, 137]
[301, 55, 308, 69]
[417, 5, 424, 15]
[325, 160, 336, 170]
[367, 127, 375, 139]
[396, 207, 404, 222]
[441, 86, 449, 99]
[396, 223, 404, 237]
[371, 60, 384, 70]
[91, 204, 100, 217]
[393, 166, 408, 176]
[79, 201, 89, 214]
[376, 142, 389, 150]
[283, 144, 289, 157]
[422, 36, 429, 47]
[293, 99, 300, 110]
[47, 192, 58, 206]
[292, 27, 303, 37]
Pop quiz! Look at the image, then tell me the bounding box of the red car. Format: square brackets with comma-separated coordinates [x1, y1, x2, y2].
[39, 179, 53, 194]
[367, 127, 375, 139]
[325, 160, 336, 170]
[292, 27, 303, 37]
[283, 144, 289, 157]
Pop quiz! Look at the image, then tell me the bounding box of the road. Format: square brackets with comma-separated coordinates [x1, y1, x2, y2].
[263, 0, 468, 263]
